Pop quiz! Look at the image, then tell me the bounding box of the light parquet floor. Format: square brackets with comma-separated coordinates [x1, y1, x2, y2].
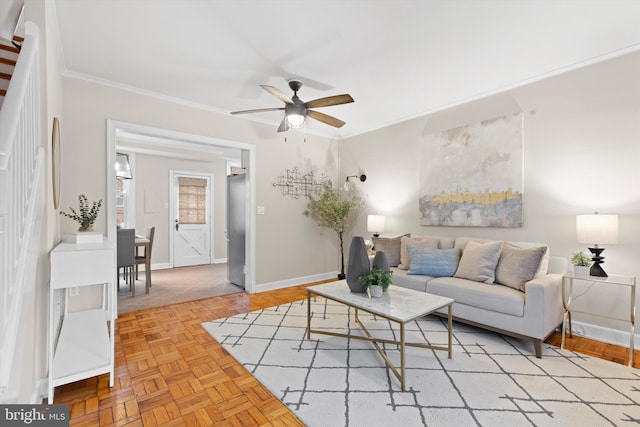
[54, 282, 639, 426]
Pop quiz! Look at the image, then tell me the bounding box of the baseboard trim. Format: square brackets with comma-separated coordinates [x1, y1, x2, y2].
[255, 272, 339, 293]
[567, 320, 637, 350]
[34, 378, 47, 403]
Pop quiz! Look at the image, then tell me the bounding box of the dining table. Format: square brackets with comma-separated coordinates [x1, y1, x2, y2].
[134, 236, 151, 296]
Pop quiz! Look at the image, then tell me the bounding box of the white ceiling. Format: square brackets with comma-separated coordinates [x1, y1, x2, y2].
[54, 0, 640, 139]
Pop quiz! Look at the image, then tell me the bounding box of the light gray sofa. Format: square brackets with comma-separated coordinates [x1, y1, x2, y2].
[372, 235, 569, 358]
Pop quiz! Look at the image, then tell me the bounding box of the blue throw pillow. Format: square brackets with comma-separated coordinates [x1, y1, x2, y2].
[407, 247, 461, 277]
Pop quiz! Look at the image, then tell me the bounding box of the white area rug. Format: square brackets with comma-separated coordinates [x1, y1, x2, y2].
[202, 298, 640, 426]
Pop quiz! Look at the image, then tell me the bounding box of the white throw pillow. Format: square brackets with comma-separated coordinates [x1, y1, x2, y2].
[454, 240, 503, 284]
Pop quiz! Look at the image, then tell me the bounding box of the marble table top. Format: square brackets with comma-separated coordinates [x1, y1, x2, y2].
[307, 280, 454, 323]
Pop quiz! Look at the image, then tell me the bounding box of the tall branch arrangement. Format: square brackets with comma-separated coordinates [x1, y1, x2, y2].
[306, 184, 362, 278]
[60, 194, 103, 231]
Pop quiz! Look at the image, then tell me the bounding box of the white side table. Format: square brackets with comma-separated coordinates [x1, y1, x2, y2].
[49, 240, 116, 403]
[561, 273, 636, 367]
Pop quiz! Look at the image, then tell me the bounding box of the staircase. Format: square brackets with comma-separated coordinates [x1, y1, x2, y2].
[0, 23, 43, 402]
[0, 36, 21, 107]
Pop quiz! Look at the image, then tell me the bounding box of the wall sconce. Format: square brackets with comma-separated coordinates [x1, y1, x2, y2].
[367, 214, 386, 237]
[576, 212, 619, 277]
[345, 174, 367, 183]
[115, 152, 133, 179]
[343, 173, 366, 191]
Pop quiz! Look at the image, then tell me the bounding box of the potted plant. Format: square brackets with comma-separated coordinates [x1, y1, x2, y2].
[358, 267, 393, 297]
[60, 194, 103, 231]
[571, 251, 592, 277]
[306, 183, 362, 279]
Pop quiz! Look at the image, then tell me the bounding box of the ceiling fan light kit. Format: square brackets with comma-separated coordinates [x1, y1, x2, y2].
[230, 79, 354, 133]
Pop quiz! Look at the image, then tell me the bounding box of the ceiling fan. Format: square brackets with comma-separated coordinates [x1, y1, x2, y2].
[230, 80, 354, 132]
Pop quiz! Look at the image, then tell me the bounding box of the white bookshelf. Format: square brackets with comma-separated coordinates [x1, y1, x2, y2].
[48, 240, 115, 403]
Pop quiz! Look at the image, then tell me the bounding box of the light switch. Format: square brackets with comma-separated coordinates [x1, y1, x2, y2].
[257, 206, 265, 215]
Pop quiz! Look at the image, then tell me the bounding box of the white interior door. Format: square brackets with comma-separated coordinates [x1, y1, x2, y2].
[172, 173, 212, 267]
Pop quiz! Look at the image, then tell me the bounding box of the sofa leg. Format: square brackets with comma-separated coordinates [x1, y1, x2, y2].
[534, 339, 542, 358]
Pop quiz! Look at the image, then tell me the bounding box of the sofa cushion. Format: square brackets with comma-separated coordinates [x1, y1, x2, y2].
[398, 236, 439, 270]
[372, 234, 409, 266]
[407, 247, 461, 277]
[427, 276, 525, 317]
[390, 268, 431, 293]
[507, 241, 550, 278]
[454, 240, 502, 284]
[495, 244, 547, 291]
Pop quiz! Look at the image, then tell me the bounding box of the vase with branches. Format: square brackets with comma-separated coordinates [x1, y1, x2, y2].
[60, 194, 103, 231]
[306, 183, 362, 279]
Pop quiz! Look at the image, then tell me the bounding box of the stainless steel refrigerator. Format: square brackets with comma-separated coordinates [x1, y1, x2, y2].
[227, 172, 246, 288]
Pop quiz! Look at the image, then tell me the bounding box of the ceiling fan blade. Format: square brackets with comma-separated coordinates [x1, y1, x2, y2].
[307, 110, 346, 128]
[305, 94, 354, 109]
[230, 107, 285, 115]
[261, 85, 294, 104]
[277, 116, 290, 132]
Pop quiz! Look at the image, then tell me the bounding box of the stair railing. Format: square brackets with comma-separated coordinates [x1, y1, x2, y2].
[0, 21, 43, 401]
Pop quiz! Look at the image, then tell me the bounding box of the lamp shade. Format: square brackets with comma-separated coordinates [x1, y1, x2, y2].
[367, 215, 386, 233]
[115, 153, 133, 179]
[576, 214, 618, 245]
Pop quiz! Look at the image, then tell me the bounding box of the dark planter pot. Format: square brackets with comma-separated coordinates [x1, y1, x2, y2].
[372, 251, 390, 272]
[346, 236, 370, 293]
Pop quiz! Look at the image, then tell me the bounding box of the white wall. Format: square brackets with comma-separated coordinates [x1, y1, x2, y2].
[131, 153, 227, 264]
[60, 77, 340, 288]
[4, 0, 65, 404]
[340, 49, 640, 345]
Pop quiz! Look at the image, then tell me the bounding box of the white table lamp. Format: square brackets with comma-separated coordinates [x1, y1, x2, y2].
[367, 215, 386, 237]
[576, 213, 618, 277]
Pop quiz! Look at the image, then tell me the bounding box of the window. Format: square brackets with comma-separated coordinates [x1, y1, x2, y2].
[178, 177, 207, 224]
[115, 178, 130, 227]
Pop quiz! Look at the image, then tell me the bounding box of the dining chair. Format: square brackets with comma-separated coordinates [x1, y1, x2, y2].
[135, 226, 155, 286]
[116, 228, 135, 292]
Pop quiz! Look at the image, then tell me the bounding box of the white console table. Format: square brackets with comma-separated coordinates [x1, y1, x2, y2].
[48, 240, 115, 403]
[561, 273, 636, 367]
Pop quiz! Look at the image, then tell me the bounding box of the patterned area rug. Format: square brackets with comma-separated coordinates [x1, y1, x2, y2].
[202, 298, 640, 426]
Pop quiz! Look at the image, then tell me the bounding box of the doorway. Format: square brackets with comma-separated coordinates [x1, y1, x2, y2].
[106, 120, 256, 300]
[170, 171, 212, 267]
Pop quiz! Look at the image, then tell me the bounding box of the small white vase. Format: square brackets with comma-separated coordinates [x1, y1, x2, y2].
[369, 285, 383, 298]
[573, 265, 590, 277]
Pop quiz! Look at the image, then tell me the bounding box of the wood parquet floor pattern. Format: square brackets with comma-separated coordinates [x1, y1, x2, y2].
[54, 282, 639, 426]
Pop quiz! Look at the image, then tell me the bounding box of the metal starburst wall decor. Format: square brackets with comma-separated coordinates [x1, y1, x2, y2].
[273, 167, 328, 199]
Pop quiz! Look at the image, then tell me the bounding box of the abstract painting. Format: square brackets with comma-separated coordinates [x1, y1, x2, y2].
[419, 113, 523, 227]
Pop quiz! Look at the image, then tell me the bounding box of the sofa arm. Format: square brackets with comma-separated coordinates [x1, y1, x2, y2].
[523, 273, 564, 338]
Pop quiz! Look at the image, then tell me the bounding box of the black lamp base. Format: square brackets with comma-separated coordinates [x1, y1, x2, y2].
[588, 247, 608, 277]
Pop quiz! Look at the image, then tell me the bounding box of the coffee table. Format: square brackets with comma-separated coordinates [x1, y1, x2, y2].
[306, 281, 454, 390]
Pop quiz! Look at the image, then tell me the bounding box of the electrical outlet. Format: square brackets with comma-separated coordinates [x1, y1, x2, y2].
[69, 287, 79, 297]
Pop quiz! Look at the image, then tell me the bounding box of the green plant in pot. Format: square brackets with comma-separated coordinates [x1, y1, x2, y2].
[358, 267, 393, 297]
[306, 183, 362, 280]
[60, 194, 102, 231]
[571, 251, 591, 266]
[571, 250, 592, 277]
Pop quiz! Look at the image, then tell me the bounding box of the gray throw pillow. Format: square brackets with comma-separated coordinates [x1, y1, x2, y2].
[372, 234, 409, 267]
[495, 244, 548, 292]
[454, 240, 503, 283]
